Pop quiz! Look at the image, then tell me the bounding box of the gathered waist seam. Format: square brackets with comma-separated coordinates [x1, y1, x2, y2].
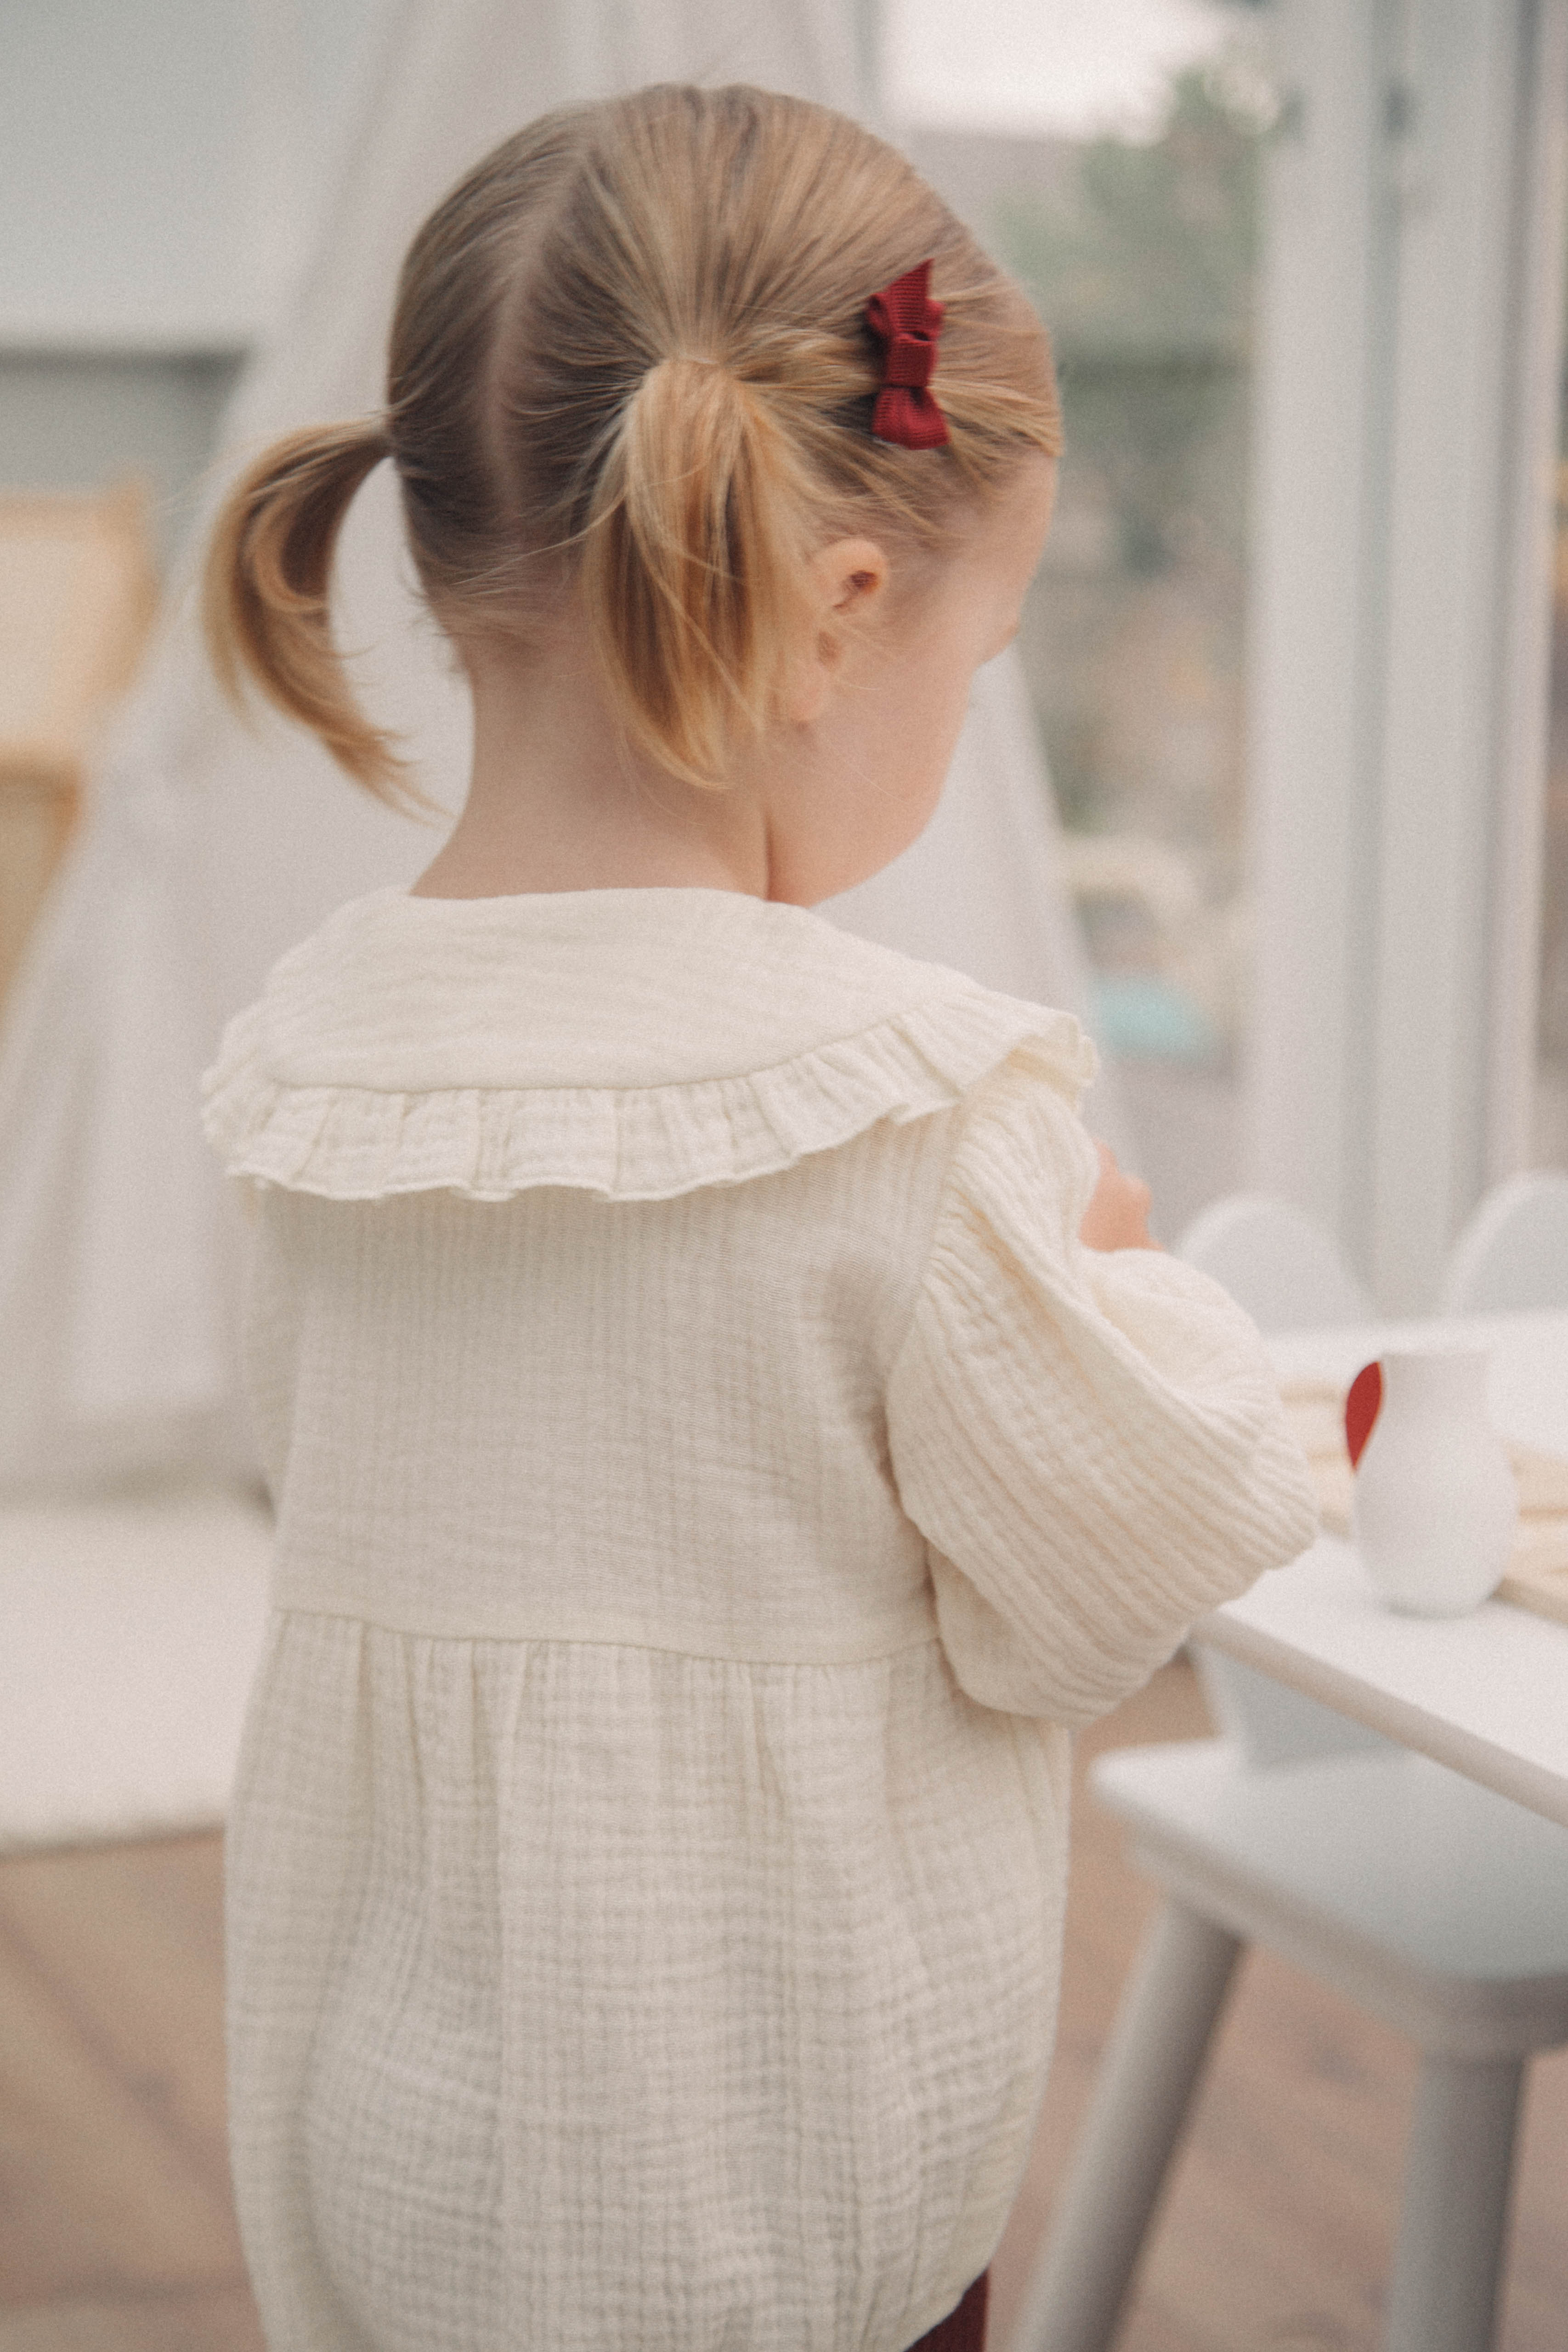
[265, 1596, 945, 1670]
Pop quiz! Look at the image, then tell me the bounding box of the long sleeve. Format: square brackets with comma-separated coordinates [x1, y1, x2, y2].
[885, 1047, 1320, 1728]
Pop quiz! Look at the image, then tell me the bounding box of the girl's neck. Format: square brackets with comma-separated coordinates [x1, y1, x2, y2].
[410, 633, 771, 902]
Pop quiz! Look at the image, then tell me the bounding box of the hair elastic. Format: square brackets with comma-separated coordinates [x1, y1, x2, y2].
[865, 261, 949, 450]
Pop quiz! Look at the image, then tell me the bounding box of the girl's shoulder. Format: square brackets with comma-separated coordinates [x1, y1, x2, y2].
[200, 885, 1097, 1205]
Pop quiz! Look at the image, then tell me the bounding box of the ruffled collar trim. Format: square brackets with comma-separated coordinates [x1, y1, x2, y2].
[202, 885, 1096, 1201]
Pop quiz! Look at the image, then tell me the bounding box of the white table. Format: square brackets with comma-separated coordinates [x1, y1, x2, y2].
[1195, 1310, 1568, 1831]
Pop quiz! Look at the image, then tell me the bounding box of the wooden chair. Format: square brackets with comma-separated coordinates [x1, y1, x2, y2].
[0, 481, 157, 1012]
[1436, 1170, 1568, 1316]
[1009, 1198, 1568, 2352]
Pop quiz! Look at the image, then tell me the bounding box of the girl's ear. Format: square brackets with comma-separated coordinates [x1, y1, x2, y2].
[784, 537, 890, 724]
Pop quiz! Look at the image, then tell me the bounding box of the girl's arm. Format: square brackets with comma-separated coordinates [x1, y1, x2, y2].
[887, 1053, 1318, 1728]
[1079, 1138, 1161, 1254]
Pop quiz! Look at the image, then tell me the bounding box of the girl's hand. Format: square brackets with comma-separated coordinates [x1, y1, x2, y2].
[1079, 1139, 1162, 1252]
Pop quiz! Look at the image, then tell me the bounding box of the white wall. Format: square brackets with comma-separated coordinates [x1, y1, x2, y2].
[5, 0, 252, 349]
[0, 0, 396, 563]
[0, 0, 395, 349]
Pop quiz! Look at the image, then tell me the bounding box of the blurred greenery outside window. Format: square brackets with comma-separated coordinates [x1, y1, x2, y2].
[922, 60, 1271, 1075]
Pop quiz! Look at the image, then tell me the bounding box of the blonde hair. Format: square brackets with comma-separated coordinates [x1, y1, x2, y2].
[204, 84, 1062, 806]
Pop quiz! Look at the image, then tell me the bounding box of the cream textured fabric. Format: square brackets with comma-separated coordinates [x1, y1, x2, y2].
[204, 885, 1318, 2352]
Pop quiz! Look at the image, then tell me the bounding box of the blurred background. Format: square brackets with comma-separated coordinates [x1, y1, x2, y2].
[2, 0, 1565, 1318]
[907, 29, 1271, 1233]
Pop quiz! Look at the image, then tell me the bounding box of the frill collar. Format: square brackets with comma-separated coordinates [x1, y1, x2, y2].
[202, 885, 1096, 1202]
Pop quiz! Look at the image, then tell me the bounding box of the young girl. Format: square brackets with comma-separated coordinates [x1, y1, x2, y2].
[202, 84, 1316, 2352]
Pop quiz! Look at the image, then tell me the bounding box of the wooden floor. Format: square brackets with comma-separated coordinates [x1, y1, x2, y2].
[2, 1657, 1565, 2350]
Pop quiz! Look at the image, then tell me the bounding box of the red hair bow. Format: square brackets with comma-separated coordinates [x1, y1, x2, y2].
[865, 261, 949, 450]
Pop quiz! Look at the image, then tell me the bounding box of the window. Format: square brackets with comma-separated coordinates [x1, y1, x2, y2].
[883, 0, 1273, 1237]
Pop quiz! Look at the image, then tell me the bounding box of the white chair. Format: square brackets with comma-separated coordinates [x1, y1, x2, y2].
[1009, 1198, 1568, 2352]
[1178, 1190, 1387, 1774]
[1174, 1191, 1373, 1331]
[1436, 1170, 1568, 1315]
[1010, 1744, 1568, 2352]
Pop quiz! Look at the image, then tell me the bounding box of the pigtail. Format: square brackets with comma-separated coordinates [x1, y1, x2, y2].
[207, 90, 1063, 807]
[581, 358, 813, 789]
[203, 421, 433, 812]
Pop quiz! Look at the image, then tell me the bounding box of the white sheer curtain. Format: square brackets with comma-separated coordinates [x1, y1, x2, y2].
[0, 0, 1123, 1496]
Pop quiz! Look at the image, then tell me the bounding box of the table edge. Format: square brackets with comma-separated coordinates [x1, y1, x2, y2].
[1191, 1608, 1568, 1833]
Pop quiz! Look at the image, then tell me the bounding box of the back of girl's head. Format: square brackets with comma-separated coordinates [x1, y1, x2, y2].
[204, 83, 1062, 808]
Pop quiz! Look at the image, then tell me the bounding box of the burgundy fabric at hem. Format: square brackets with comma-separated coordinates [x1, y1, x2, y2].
[905, 2271, 987, 2351]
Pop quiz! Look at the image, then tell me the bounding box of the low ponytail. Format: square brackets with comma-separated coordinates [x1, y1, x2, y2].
[203, 421, 433, 811]
[581, 358, 813, 789]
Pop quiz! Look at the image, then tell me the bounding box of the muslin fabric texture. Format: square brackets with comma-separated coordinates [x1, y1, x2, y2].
[203, 884, 1318, 2352]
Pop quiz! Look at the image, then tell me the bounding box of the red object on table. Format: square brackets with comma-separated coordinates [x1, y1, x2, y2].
[1345, 1359, 1384, 1469]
